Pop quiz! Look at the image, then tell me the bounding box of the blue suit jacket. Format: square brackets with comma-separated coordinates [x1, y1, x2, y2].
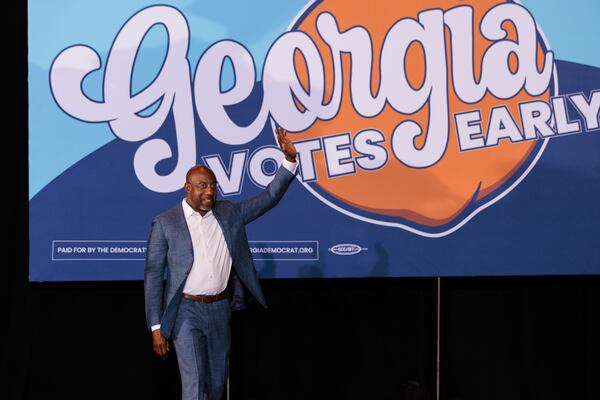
[144, 165, 295, 338]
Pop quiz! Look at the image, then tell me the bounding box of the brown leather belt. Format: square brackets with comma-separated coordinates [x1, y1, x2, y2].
[182, 290, 229, 304]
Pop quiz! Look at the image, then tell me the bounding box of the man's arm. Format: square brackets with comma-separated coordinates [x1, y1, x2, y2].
[144, 217, 170, 359]
[239, 127, 297, 224]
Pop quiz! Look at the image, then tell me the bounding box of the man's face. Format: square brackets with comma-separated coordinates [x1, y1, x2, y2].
[185, 168, 218, 213]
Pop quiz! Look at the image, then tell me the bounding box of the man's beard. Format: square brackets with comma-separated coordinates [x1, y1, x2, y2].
[199, 197, 214, 212]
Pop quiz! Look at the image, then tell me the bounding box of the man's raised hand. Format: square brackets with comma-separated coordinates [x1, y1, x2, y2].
[275, 126, 297, 163]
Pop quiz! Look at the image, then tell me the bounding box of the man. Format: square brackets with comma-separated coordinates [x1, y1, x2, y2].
[144, 127, 297, 400]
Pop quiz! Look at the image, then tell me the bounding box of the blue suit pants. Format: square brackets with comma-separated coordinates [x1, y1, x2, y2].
[172, 297, 231, 400]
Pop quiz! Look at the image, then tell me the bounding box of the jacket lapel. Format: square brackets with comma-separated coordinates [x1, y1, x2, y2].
[174, 204, 194, 267]
[212, 202, 234, 261]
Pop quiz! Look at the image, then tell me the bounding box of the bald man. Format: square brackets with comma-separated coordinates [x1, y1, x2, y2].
[144, 127, 297, 400]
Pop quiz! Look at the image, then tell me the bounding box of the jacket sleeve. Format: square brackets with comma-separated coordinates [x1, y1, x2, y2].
[238, 165, 296, 225]
[144, 217, 168, 330]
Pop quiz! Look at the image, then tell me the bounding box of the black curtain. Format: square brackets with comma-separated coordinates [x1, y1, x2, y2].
[441, 277, 599, 400]
[7, 278, 599, 400]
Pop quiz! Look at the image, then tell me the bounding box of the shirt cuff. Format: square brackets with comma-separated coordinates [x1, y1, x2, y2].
[151, 324, 161, 332]
[282, 158, 298, 174]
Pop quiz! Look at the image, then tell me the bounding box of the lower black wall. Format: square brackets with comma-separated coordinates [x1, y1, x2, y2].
[7, 277, 599, 400]
[441, 276, 599, 400]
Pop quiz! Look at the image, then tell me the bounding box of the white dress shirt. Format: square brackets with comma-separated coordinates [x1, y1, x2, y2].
[181, 202, 231, 296]
[152, 159, 297, 332]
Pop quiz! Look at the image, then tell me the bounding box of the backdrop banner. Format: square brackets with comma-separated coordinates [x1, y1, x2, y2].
[29, 0, 600, 280]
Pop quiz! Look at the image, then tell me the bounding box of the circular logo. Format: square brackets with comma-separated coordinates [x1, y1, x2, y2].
[284, 0, 556, 236]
